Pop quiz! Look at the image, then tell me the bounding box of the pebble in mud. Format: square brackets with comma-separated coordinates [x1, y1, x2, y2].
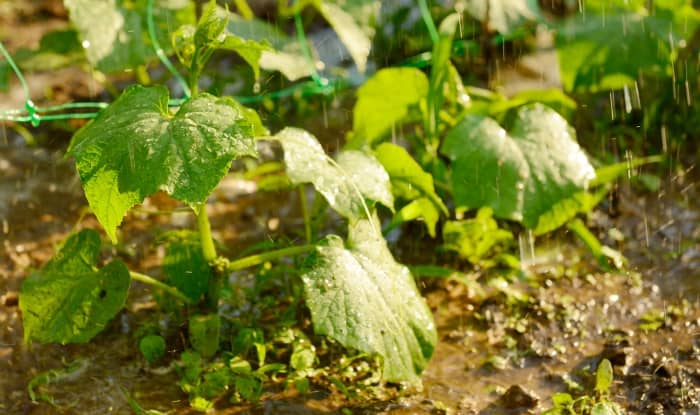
[494, 385, 538, 409]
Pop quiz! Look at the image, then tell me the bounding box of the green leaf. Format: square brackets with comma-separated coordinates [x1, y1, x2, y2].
[140, 334, 166, 363]
[64, 0, 195, 73]
[556, 4, 700, 92]
[68, 85, 263, 242]
[595, 358, 614, 393]
[551, 392, 573, 406]
[462, 0, 541, 35]
[19, 229, 130, 344]
[274, 127, 391, 219]
[374, 143, 447, 237]
[190, 2, 271, 80]
[441, 104, 595, 229]
[162, 230, 211, 302]
[352, 67, 428, 145]
[336, 150, 394, 212]
[227, 13, 315, 81]
[442, 207, 515, 268]
[189, 313, 221, 358]
[302, 216, 437, 382]
[313, 0, 380, 73]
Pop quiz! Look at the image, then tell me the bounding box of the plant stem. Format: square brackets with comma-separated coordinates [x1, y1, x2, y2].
[298, 186, 312, 244]
[197, 204, 217, 262]
[196, 203, 222, 310]
[130, 271, 192, 304]
[226, 245, 317, 272]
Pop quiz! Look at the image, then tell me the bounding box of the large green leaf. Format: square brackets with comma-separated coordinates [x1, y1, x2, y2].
[162, 230, 212, 302]
[313, 0, 380, 73]
[64, 0, 195, 73]
[462, 0, 540, 35]
[441, 104, 595, 229]
[351, 68, 428, 145]
[302, 216, 436, 382]
[68, 85, 264, 241]
[556, 1, 700, 92]
[20, 230, 130, 344]
[227, 14, 316, 81]
[374, 143, 447, 237]
[274, 127, 393, 219]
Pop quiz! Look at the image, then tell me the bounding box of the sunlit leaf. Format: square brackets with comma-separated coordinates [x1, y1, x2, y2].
[227, 13, 316, 81]
[68, 85, 264, 241]
[352, 67, 428, 145]
[442, 104, 595, 230]
[302, 216, 437, 382]
[374, 143, 447, 237]
[20, 229, 130, 344]
[442, 207, 515, 268]
[189, 2, 271, 80]
[314, 0, 380, 73]
[595, 358, 614, 393]
[274, 127, 392, 219]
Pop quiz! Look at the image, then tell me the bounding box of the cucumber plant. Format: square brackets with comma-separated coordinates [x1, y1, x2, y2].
[18, 1, 436, 406]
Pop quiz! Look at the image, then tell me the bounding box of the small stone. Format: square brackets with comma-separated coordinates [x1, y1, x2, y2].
[496, 385, 539, 409]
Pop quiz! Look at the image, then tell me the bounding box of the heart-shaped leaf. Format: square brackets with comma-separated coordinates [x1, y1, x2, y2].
[274, 127, 393, 219]
[441, 103, 595, 230]
[20, 229, 130, 344]
[68, 85, 264, 241]
[302, 216, 436, 382]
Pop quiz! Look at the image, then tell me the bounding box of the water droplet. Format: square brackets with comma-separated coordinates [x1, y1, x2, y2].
[82, 40, 90, 49]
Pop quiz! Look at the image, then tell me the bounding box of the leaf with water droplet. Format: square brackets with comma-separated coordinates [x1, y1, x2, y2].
[274, 127, 393, 219]
[302, 215, 437, 382]
[68, 85, 265, 241]
[19, 229, 130, 344]
[442, 103, 595, 230]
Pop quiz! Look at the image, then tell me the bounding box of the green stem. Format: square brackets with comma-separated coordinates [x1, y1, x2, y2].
[130, 271, 192, 304]
[197, 204, 217, 262]
[298, 186, 312, 244]
[197, 203, 221, 310]
[226, 245, 317, 272]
